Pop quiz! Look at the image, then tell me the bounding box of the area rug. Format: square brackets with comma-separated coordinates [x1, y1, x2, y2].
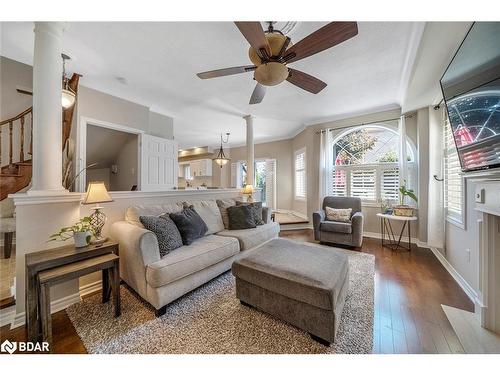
[66, 243, 375, 354]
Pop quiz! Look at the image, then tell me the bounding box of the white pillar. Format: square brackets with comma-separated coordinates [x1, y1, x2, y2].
[244, 115, 254, 186]
[28, 22, 67, 195]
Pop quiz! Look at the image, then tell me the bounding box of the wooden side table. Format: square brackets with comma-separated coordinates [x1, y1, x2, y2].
[25, 241, 119, 343]
[38, 253, 120, 350]
[376, 213, 417, 251]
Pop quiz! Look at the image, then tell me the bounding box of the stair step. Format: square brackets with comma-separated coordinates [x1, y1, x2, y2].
[15, 161, 32, 166]
[0, 172, 22, 177]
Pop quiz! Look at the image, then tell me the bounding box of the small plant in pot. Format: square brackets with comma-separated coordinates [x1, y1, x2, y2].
[394, 181, 418, 217]
[49, 216, 94, 248]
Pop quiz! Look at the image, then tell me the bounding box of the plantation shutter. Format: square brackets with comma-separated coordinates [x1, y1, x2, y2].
[294, 150, 306, 199]
[331, 168, 347, 197]
[350, 169, 376, 201]
[381, 168, 399, 201]
[265, 159, 277, 210]
[444, 119, 462, 219]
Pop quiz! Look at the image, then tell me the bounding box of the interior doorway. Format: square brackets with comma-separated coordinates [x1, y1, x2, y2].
[85, 125, 139, 191]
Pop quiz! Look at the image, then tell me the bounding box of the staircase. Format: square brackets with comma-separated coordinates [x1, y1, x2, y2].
[0, 107, 33, 200]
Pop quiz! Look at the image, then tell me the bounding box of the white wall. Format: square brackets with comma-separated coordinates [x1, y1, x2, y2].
[86, 167, 111, 190]
[109, 137, 138, 191]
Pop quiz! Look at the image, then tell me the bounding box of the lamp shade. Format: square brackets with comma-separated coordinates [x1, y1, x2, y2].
[82, 181, 113, 205]
[61, 88, 76, 109]
[242, 184, 254, 194]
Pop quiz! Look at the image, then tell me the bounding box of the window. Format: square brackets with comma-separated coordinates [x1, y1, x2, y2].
[294, 149, 306, 200]
[444, 115, 464, 226]
[331, 125, 415, 204]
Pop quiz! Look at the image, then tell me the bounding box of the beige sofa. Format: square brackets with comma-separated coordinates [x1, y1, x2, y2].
[110, 199, 279, 316]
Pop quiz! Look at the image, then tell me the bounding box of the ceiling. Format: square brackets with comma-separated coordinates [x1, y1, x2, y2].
[0, 21, 469, 148]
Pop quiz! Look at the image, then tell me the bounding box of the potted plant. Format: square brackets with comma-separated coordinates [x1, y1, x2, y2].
[394, 181, 418, 217]
[49, 216, 94, 248]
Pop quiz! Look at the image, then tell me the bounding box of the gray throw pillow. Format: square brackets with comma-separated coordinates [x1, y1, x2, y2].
[139, 215, 183, 257]
[169, 206, 208, 245]
[227, 205, 256, 230]
[236, 201, 264, 225]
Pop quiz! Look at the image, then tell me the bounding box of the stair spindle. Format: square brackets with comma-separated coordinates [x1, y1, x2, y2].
[9, 121, 13, 166]
[20, 115, 25, 162]
[0, 127, 2, 166]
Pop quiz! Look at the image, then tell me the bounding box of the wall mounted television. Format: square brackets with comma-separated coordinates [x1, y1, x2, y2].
[440, 22, 500, 172]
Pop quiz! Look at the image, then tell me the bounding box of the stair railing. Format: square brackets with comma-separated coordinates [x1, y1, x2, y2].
[0, 107, 33, 168]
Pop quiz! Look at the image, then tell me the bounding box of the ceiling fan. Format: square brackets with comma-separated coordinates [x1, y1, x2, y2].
[197, 21, 358, 104]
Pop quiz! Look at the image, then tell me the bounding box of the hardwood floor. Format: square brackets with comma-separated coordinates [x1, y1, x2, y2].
[0, 230, 473, 354]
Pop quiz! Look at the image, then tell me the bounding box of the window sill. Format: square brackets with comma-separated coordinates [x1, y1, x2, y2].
[446, 215, 466, 230]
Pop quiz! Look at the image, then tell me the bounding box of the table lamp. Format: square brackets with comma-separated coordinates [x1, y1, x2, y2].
[242, 184, 254, 203]
[82, 181, 113, 244]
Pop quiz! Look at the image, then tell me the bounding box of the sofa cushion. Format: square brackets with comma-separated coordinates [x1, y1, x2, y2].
[139, 215, 183, 257]
[126, 203, 184, 226]
[169, 206, 208, 245]
[227, 205, 256, 230]
[236, 201, 264, 225]
[320, 220, 352, 234]
[146, 235, 240, 287]
[216, 221, 280, 251]
[232, 238, 349, 310]
[182, 200, 225, 235]
[216, 198, 236, 229]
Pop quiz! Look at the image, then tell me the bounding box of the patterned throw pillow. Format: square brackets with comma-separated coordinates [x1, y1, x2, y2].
[236, 201, 264, 225]
[216, 199, 236, 229]
[325, 207, 352, 222]
[227, 205, 257, 230]
[169, 206, 208, 245]
[139, 215, 183, 257]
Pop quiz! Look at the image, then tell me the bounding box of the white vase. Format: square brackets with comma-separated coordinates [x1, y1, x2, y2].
[74, 231, 92, 248]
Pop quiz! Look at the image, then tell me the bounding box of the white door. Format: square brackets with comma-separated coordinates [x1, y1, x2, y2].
[140, 134, 178, 191]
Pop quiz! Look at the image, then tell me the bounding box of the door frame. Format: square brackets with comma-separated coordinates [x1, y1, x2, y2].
[77, 116, 144, 193]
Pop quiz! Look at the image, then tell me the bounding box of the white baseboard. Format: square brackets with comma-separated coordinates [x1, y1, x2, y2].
[79, 280, 102, 297]
[363, 231, 428, 248]
[429, 247, 480, 306]
[279, 223, 313, 231]
[10, 292, 81, 329]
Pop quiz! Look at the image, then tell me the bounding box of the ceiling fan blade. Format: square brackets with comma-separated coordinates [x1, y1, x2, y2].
[284, 22, 358, 64]
[197, 65, 256, 79]
[249, 83, 266, 104]
[287, 69, 327, 94]
[234, 22, 271, 57]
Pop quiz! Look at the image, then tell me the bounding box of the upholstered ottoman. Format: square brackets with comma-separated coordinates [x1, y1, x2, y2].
[232, 238, 349, 345]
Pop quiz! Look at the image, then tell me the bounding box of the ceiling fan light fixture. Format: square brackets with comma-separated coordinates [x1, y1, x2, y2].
[254, 62, 289, 86]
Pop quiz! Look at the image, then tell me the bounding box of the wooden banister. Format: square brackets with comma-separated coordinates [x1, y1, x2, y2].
[0, 107, 32, 126]
[0, 107, 33, 167]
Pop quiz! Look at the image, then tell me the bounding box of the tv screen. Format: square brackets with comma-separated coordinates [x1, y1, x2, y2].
[440, 22, 500, 172]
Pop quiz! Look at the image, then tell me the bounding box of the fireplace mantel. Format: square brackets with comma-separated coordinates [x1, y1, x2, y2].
[475, 181, 500, 334]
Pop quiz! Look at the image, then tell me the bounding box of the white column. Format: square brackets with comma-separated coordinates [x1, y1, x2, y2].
[28, 22, 67, 195]
[244, 115, 254, 186]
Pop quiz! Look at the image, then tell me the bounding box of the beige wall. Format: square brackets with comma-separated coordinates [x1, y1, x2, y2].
[222, 139, 293, 211]
[86, 168, 111, 190]
[109, 137, 138, 191]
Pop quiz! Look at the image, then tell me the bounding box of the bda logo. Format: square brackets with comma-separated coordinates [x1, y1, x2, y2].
[1, 340, 17, 354]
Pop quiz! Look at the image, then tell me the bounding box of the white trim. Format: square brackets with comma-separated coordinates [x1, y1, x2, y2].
[11, 188, 243, 206]
[363, 231, 423, 246]
[10, 292, 81, 329]
[279, 223, 313, 231]
[77, 116, 144, 193]
[430, 247, 480, 307]
[79, 280, 102, 297]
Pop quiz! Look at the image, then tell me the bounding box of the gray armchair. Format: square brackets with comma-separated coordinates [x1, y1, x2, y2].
[313, 196, 364, 247]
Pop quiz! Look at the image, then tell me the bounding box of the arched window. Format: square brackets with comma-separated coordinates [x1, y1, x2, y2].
[331, 125, 416, 203]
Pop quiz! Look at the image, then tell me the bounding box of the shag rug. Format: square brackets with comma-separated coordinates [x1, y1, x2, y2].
[67, 243, 375, 354]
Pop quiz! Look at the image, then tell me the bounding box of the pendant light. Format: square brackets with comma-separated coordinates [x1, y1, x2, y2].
[213, 132, 231, 167]
[61, 53, 76, 109]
